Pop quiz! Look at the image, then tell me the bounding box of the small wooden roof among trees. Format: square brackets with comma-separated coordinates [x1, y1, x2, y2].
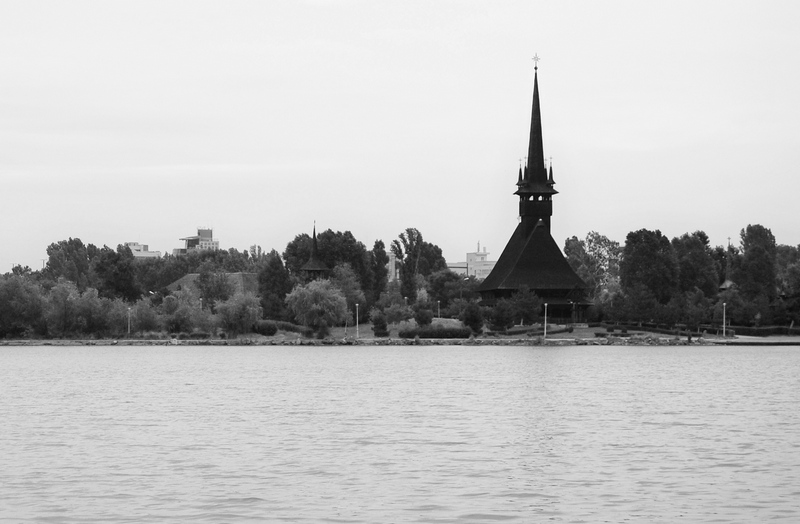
[300, 225, 329, 275]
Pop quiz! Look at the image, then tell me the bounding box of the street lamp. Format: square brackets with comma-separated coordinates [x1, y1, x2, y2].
[543, 303, 548, 341]
[437, 300, 440, 319]
[723, 302, 726, 338]
[127, 307, 132, 336]
[356, 303, 359, 339]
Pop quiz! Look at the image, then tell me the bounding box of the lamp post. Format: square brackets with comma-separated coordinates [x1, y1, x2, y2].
[127, 307, 131, 336]
[723, 302, 726, 338]
[437, 300, 440, 319]
[543, 303, 548, 342]
[356, 303, 359, 339]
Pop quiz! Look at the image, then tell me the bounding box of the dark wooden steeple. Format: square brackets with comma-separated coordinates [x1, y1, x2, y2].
[478, 60, 588, 319]
[300, 224, 329, 279]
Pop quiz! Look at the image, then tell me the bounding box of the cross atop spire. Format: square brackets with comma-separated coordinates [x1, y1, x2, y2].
[532, 53, 540, 70]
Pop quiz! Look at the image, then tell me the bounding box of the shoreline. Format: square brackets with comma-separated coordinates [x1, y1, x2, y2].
[3, 335, 799, 347]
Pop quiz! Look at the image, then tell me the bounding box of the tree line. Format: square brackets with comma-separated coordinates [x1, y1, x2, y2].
[2, 222, 797, 339]
[565, 224, 800, 328]
[0, 227, 466, 339]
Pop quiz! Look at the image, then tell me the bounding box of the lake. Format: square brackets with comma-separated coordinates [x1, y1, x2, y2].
[1, 344, 799, 522]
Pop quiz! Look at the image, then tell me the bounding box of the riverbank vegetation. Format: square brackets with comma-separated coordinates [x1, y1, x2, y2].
[2, 224, 798, 340]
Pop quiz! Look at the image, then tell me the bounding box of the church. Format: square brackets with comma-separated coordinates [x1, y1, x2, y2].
[477, 60, 589, 321]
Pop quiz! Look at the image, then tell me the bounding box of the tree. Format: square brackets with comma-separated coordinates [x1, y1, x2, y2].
[330, 263, 366, 324]
[734, 224, 777, 303]
[620, 229, 679, 304]
[91, 244, 141, 301]
[0, 275, 46, 337]
[43, 238, 95, 291]
[564, 231, 622, 300]
[390, 228, 446, 303]
[283, 229, 373, 290]
[73, 288, 109, 335]
[370, 308, 389, 337]
[45, 278, 81, 337]
[776, 244, 800, 296]
[487, 299, 517, 332]
[370, 240, 390, 304]
[285, 280, 349, 338]
[671, 231, 719, 297]
[257, 250, 293, 320]
[216, 293, 262, 338]
[507, 286, 542, 325]
[426, 269, 463, 308]
[461, 302, 484, 334]
[195, 261, 234, 312]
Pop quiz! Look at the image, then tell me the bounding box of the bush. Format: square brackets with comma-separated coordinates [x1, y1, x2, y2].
[487, 299, 516, 331]
[460, 302, 484, 334]
[254, 320, 278, 336]
[273, 320, 311, 335]
[413, 308, 434, 327]
[398, 325, 472, 339]
[371, 309, 389, 337]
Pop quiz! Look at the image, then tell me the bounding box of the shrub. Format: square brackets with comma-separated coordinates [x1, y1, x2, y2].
[371, 309, 389, 337]
[254, 320, 278, 336]
[272, 320, 314, 337]
[398, 325, 472, 339]
[460, 302, 484, 334]
[413, 308, 434, 327]
[487, 299, 516, 331]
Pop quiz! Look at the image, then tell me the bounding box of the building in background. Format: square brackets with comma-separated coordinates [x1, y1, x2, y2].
[124, 242, 161, 259]
[173, 228, 219, 256]
[448, 242, 496, 279]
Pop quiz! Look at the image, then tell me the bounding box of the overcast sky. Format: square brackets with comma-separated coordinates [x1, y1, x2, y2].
[3, 1, 799, 272]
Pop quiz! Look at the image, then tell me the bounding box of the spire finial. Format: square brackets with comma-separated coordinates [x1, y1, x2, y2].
[532, 53, 540, 71]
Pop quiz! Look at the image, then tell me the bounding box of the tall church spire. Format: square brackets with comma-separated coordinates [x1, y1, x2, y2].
[527, 61, 545, 178]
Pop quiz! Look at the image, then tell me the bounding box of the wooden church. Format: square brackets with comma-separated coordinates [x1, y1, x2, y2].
[477, 61, 589, 321]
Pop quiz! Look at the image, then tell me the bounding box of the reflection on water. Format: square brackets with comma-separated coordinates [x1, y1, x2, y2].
[1, 345, 799, 522]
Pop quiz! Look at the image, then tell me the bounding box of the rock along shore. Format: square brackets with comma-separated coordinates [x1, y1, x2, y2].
[1, 334, 769, 347]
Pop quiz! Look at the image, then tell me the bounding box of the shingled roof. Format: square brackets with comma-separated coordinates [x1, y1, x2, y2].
[478, 219, 586, 293]
[300, 225, 329, 274]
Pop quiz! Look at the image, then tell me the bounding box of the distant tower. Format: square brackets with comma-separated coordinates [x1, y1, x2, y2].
[478, 59, 588, 319]
[300, 224, 329, 280]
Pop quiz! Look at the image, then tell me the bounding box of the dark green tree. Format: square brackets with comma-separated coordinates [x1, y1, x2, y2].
[43, 238, 96, 291]
[91, 244, 141, 301]
[370, 240, 390, 304]
[487, 299, 517, 331]
[564, 231, 622, 300]
[195, 261, 234, 312]
[330, 263, 366, 325]
[671, 231, 719, 297]
[257, 250, 293, 320]
[0, 275, 46, 337]
[507, 286, 542, 325]
[620, 229, 679, 304]
[460, 301, 484, 334]
[216, 292, 262, 338]
[734, 224, 777, 302]
[285, 279, 349, 338]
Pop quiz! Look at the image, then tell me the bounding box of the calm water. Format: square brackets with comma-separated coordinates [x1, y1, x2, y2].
[1, 345, 799, 523]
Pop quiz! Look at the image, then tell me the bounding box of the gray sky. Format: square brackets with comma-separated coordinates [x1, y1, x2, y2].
[3, 1, 799, 272]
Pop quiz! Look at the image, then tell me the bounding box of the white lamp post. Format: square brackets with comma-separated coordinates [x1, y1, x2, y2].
[356, 303, 359, 339]
[723, 302, 726, 338]
[437, 300, 440, 319]
[543, 303, 548, 341]
[127, 307, 131, 336]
